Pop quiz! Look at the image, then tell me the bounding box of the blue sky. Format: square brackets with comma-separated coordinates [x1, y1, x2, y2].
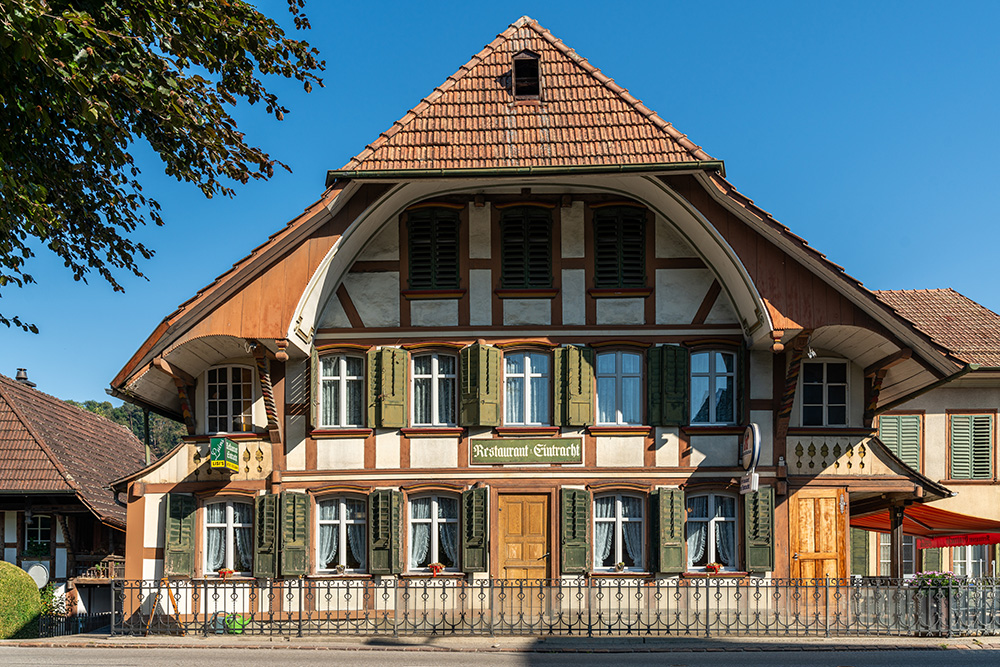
[4, 1, 1000, 402]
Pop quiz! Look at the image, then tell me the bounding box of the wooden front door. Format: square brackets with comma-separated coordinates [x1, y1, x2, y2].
[498, 494, 550, 580]
[789, 488, 848, 579]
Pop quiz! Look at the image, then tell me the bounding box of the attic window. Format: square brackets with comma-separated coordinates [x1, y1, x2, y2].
[513, 51, 540, 99]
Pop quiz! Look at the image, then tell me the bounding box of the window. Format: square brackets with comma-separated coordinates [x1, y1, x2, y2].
[686, 493, 738, 571]
[407, 207, 460, 289]
[412, 353, 457, 426]
[953, 544, 988, 577]
[317, 497, 367, 572]
[206, 366, 254, 434]
[878, 414, 921, 469]
[950, 414, 993, 479]
[594, 494, 644, 571]
[23, 514, 51, 558]
[593, 206, 645, 288]
[878, 534, 915, 577]
[320, 355, 364, 427]
[512, 50, 540, 98]
[690, 350, 736, 424]
[500, 206, 551, 288]
[409, 495, 459, 571]
[596, 351, 642, 425]
[801, 361, 848, 427]
[204, 500, 252, 575]
[504, 351, 550, 425]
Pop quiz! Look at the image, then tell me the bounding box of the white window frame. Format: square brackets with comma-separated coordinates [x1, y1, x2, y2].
[205, 365, 255, 435]
[407, 494, 460, 572]
[686, 493, 740, 572]
[593, 493, 645, 572]
[503, 351, 550, 426]
[411, 352, 457, 426]
[878, 533, 916, 577]
[316, 496, 367, 573]
[800, 359, 849, 427]
[690, 350, 737, 425]
[595, 351, 643, 425]
[203, 499, 253, 575]
[953, 544, 989, 577]
[24, 514, 51, 554]
[319, 354, 365, 428]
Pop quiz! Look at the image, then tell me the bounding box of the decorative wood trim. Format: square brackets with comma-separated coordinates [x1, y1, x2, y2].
[586, 481, 652, 493]
[495, 426, 562, 437]
[401, 289, 466, 300]
[776, 331, 811, 441]
[589, 201, 646, 210]
[194, 488, 258, 500]
[864, 348, 913, 377]
[587, 288, 653, 299]
[786, 428, 875, 436]
[587, 426, 652, 436]
[336, 284, 365, 329]
[307, 483, 371, 496]
[183, 433, 263, 443]
[400, 481, 467, 493]
[494, 288, 559, 299]
[493, 201, 557, 210]
[349, 260, 399, 273]
[691, 280, 722, 326]
[400, 341, 466, 351]
[152, 357, 196, 385]
[494, 339, 558, 349]
[589, 339, 652, 349]
[310, 428, 374, 439]
[681, 478, 741, 491]
[401, 427, 464, 438]
[406, 202, 465, 211]
[315, 343, 371, 352]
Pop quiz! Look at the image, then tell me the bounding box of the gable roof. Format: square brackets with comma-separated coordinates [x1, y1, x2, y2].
[0, 375, 146, 528]
[873, 289, 1000, 367]
[333, 16, 715, 178]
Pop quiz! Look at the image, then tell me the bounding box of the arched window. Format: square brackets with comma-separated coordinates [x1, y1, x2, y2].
[317, 496, 367, 572]
[205, 365, 255, 434]
[596, 350, 643, 425]
[204, 500, 253, 575]
[408, 494, 459, 571]
[686, 493, 738, 571]
[319, 354, 365, 427]
[593, 493, 644, 571]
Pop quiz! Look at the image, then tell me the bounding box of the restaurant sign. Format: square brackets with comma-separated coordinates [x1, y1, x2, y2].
[210, 437, 240, 472]
[471, 438, 583, 465]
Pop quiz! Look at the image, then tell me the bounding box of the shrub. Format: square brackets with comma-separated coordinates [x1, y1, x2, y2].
[0, 561, 41, 638]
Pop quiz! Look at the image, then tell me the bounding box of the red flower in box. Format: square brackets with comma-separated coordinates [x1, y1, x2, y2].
[704, 563, 723, 573]
[217, 567, 235, 580]
[428, 562, 444, 577]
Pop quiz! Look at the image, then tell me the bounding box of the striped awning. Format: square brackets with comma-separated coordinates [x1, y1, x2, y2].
[851, 504, 1000, 549]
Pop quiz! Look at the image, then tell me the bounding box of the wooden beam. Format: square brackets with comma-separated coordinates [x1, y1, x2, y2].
[890, 505, 904, 579]
[152, 357, 196, 385]
[864, 348, 912, 377]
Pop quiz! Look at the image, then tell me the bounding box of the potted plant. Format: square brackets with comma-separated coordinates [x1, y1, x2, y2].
[217, 567, 235, 580]
[428, 562, 445, 577]
[335, 564, 346, 575]
[910, 570, 963, 636]
[704, 562, 723, 574]
[614, 562, 626, 573]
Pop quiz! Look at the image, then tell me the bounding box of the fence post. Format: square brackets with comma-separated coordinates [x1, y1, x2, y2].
[110, 580, 117, 636]
[824, 577, 830, 638]
[705, 578, 710, 638]
[297, 577, 303, 637]
[489, 578, 495, 638]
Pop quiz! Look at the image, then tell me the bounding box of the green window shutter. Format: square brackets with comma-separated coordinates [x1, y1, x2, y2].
[407, 208, 459, 289]
[923, 547, 942, 572]
[164, 493, 196, 578]
[280, 492, 310, 577]
[459, 342, 502, 427]
[367, 347, 407, 428]
[648, 345, 689, 426]
[368, 489, 403, 575]
[951, 415, 973, 479]
[850, 527, 869, 577]
[254, 493, 279, 578]
[553, 345, 594, 427]
[501, 207, 552, 288]
[655, 487, 685, 574]
[560, 488, 590, 573]
[744, 486, 775, 573]
[310, 346, 319, 429]
[972, 414, 993, 479]
[462, 487, 488, 573]
[881, 415, 922, 470]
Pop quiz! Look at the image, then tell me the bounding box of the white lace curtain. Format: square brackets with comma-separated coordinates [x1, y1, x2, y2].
[621, 496, 643, 567]
[686, 496, 708, 565]
[319, 500, 338, 568]
[206, 504, 226, 571]
[594, 497, 615, 566]
[410, 498, 431, 567]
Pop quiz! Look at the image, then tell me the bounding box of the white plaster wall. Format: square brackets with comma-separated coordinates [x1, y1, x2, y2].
[596, 298, 644, 325]
[409, 438, 459, 468]
[142, 558, 162, 581]
[285, 415, 307, 471]
[561, 202, 585, 257]
[469, 269, 492, 326]
[317, 438, 365, 470]
[3, 511, 13, 544]
[655, 268, 713, 324]
[750, 351, 772, 400]
[750, 410, 774, 466]
[411, 300, 459, 327]
[55, 521, 64, 542]
[317, 291, 351, 328]
[655, 215, 696, 258]
[469, 203, 491, 258]
[504, 299, 551, 326]
[357, 222, 399, 260]
[561, 269, 586, 325]
[654, 427, 680, 467]
[374, 430, 400, 469]
[595, 436, 644, 467]
[689, 435, 738, 467]
[55, 548, 67, 579]
[344, 273, 401, 328]
[144, 493, 166, 549]
[143, 443, 191, 483]
[705, 294, 738, 324]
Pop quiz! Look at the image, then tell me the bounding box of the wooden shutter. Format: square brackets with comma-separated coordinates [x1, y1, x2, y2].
[462, 487, 488, 573]
[592, 206, 646, 288]
[164, 493, 196, 578]
[972, 414, 993, 479]
[367, 347, 407, 428]
[744, 486, 774, 572]
[553, 345, 594, 426]
[923, 547, 942, 572]
[459, 342, 502, 427]
[368, 489, 403, 575]
[654, 487, 685, 574]
[879, 414, 921, 470]
[407, 211, 434, 289]
[407, 207, 460, 289]
[280, 492, 310, 576]
[593, 213, 620, 288]
[850, 527, 869, 577]
[501, 207, 552, 288]
[618, 208, 645, 288]
[560, 488, 590, 573]
[310, 346, 319, 429]
[254, 493, 278, 578]
[648, 345, 689, 426]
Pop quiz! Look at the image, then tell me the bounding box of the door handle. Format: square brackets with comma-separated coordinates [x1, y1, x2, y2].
[793, 553, 799, 560]
[537, 552, 550, 560]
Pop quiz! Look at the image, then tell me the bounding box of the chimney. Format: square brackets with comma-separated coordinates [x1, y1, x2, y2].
[15, 368, 37, 388]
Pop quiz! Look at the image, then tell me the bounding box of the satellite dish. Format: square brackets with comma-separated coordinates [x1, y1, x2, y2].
[25, 563, 49, 588]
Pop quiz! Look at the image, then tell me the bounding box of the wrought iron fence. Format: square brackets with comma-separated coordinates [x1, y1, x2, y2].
[39, 611, 116, 637]
[110, 577, 1000, 638]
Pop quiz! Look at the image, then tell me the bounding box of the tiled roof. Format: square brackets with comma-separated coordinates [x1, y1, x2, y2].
[0, 375, 146, 527]
[873, 289, 1000, 367]
[341, 16, 712, 172]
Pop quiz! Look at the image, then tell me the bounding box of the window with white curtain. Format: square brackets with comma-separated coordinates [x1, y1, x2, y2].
[317, 497, 367, 572]
[319, 355, 364, 427]
[593, 494, 644, 571]
[690, 351, 736, 424]
[204, 500, 253, 574]
[504, 351, 550, 425]
[408, 495, 459, 571]
[206, 366, 255, 434]
[412, 353, 457, 426]
[686, 493, 738, 571]
[878, 533, 915, 577]
[953, 544, 988, 577]
[596, 351, 642, 425]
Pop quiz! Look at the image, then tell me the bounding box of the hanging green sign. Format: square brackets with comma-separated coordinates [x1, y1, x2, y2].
[470, 438, 583, 465]
[210, 437, 240, 472]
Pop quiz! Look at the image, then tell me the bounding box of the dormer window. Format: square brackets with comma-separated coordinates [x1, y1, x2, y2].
[513, 50, 540, 99]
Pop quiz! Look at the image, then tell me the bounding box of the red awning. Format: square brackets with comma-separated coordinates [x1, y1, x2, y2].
[851, 505, 1000, 549]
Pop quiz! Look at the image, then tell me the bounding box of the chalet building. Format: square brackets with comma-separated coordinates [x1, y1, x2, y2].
[0, 371, 144, 613]
[112, 17, 977, 587]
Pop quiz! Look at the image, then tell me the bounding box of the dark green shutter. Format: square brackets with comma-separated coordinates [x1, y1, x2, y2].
[850, 527, 869, 577]
[501, 207, 552, 288]
[553, 345, 594, 426]
[459, 342, 502, 427]
[593, 206, 645, 288]
[648, 345, 689, 426]
[560, 488, 590, 573]
[655, 488, 685, 574]
[407, 208, 459, 289]
[949, 414, 991, 480]
[164, 493, 196, 578]
[254, 493, 279, 578]
[923, 547, 942, 572]
[280, 492, 310, 576]
[972, 415, 993, 479]
[744, 486, 775, 572]
[310, 346, 319, 428]
[879, 414, 922, 470]
[367, 347, 407, 428]
[368, 489, 403, 575]
[462, 487, 488, 573]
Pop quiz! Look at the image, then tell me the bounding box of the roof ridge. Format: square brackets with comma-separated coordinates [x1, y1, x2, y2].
[0, 379, 80, 493]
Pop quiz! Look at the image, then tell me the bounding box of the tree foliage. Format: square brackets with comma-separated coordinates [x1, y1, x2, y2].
[0, 1, 324, 331]
[67, 398, 185, 458]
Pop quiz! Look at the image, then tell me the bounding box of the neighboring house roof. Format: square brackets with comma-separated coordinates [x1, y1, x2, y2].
[0, 374, 146, 528]
[873, 289, 1000, 367]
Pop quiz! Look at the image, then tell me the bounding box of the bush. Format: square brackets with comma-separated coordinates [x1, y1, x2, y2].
[0, 561, 41, 639]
